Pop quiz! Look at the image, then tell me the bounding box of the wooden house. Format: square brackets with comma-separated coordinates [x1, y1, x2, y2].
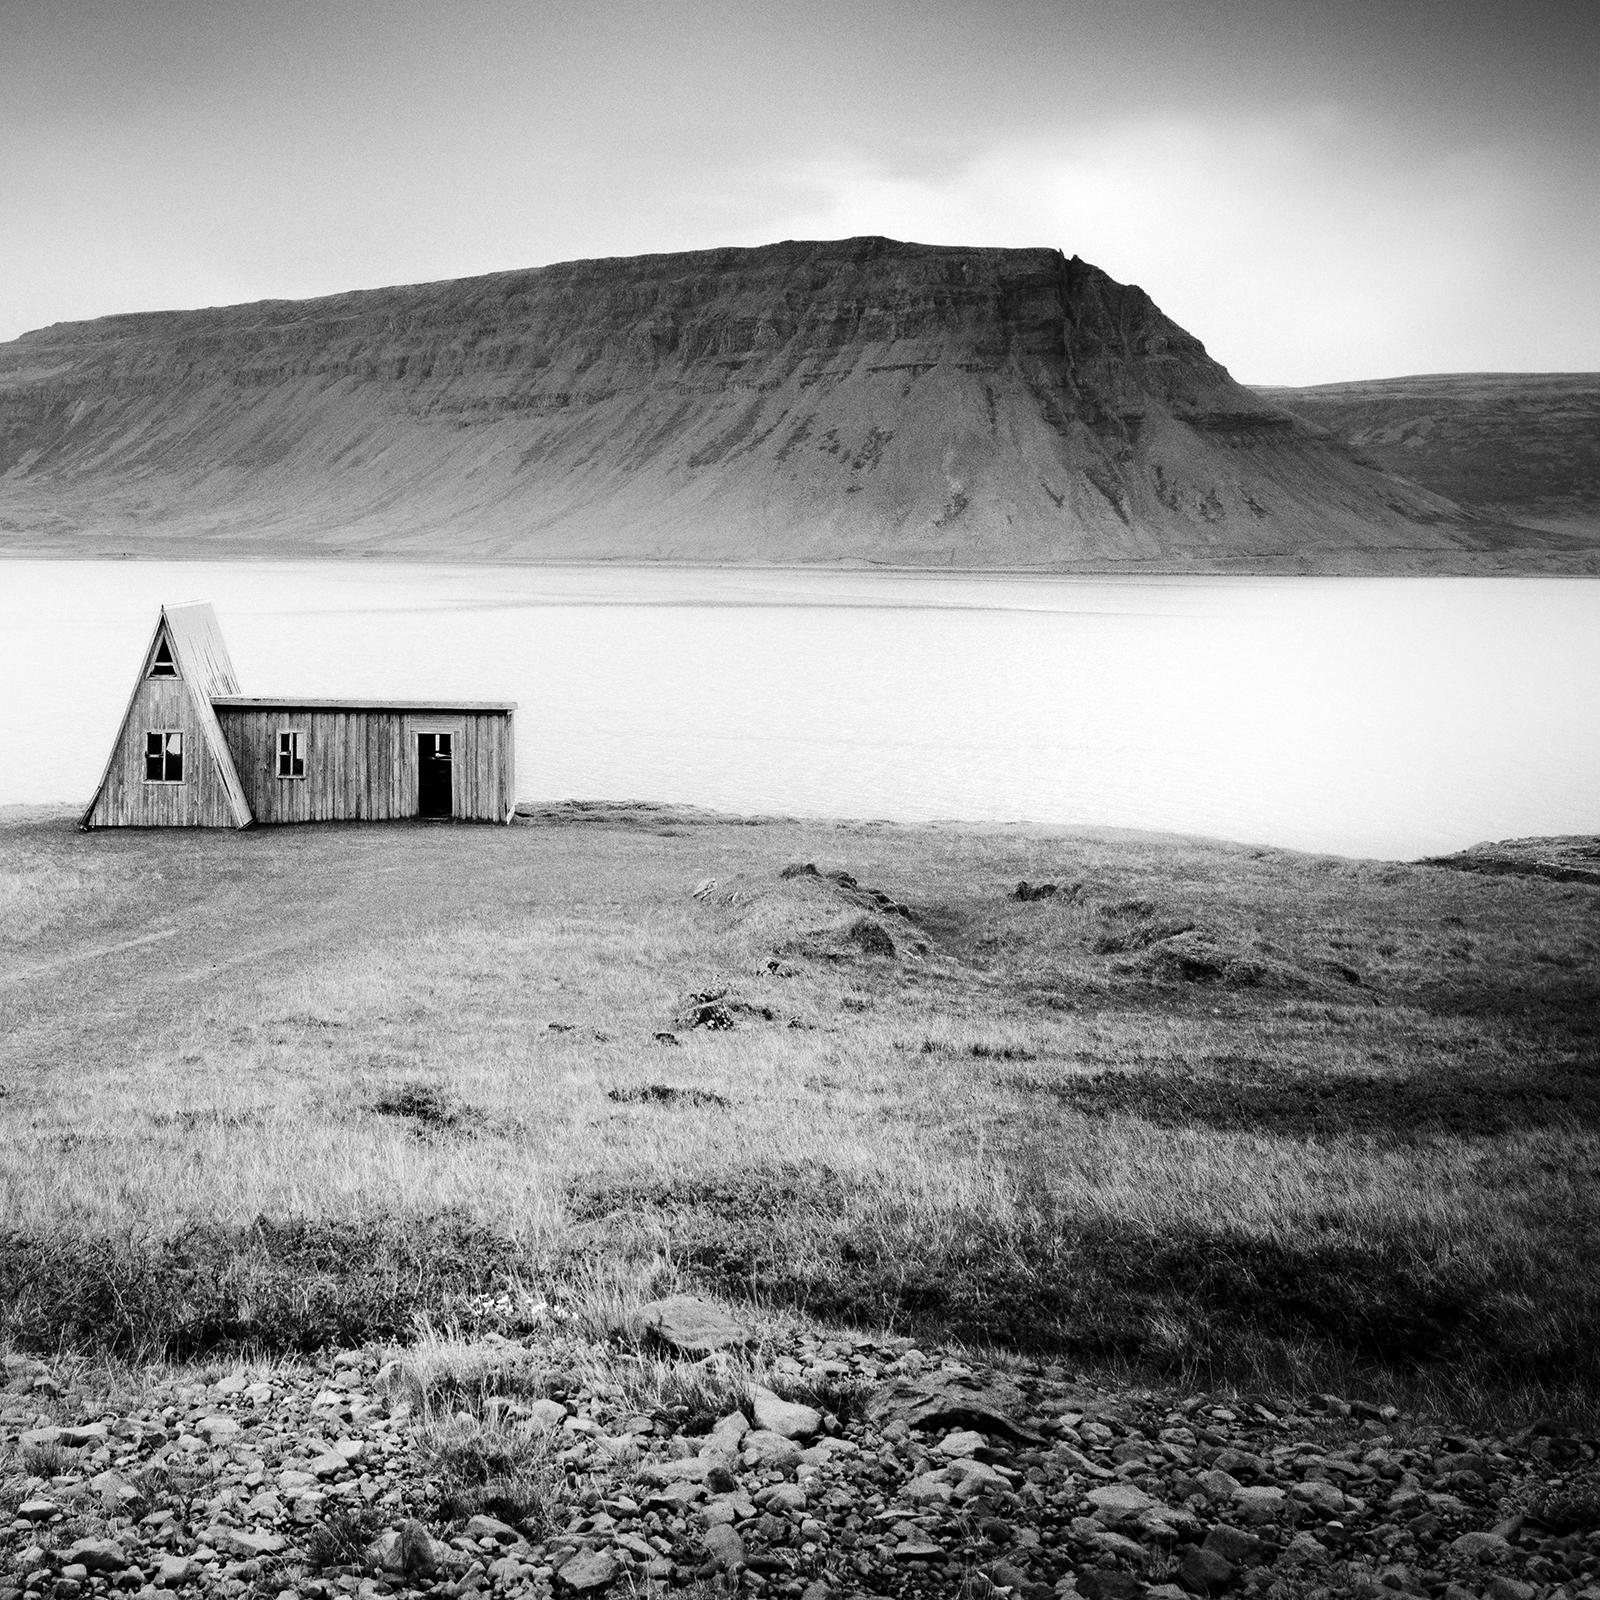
[82, 603, 516, 828]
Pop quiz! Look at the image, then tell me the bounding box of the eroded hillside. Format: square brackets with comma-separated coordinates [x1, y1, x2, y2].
[0, 238, 1579, 568]
[1257, 372, 1600, 543]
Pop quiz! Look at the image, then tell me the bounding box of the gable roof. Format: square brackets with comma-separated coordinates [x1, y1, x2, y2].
[81, 602, 254, 829]
[164, 601, 242, 701]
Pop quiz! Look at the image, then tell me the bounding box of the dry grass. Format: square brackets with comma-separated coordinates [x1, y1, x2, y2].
[2, 803, 1597, 1419]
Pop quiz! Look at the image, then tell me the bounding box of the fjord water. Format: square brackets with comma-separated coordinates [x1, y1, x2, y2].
[5, 560, 1597, 858]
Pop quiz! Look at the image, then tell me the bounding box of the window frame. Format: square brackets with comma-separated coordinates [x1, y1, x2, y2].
[143, 728, 185, 784]
[147, 637, 179, 679]
[276, 728, 307, 780]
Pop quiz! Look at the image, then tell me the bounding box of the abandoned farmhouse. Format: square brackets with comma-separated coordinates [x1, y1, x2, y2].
[82, 603, 516, 828]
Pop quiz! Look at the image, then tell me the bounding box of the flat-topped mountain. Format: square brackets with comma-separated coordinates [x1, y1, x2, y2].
[0, 237, 1585, 569]
[1255, 372, 1600, 544]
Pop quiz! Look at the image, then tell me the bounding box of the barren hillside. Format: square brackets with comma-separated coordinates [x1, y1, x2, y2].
[0, 237, 1587, 569]
[1257, 372, 1600, 544]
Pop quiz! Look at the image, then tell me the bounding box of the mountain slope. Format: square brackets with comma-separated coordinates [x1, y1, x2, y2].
[1255, 372, 1600, 543]
[0, 237, 1581, 569]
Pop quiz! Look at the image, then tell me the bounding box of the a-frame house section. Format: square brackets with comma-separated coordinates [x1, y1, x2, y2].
[81, 603, 254, 829]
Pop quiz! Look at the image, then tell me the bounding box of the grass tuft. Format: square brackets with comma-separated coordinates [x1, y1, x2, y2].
[0, 1213, 519, 1359]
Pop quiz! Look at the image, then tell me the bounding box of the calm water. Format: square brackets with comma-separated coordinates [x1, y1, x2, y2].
[3, 559, 1597, 858]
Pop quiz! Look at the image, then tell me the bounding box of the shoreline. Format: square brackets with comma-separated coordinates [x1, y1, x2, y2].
[3, 544, 1599, 579]
[5, 801, 1598, 878]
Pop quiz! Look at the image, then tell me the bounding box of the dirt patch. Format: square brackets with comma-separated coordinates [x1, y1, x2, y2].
[674, 987, 779, 1029]
[371, 1082, 473, 1136]
[1014, 880, 1081, 902]
[845, 916, 896, 957]
[781, 862, 915, 919]
[606, 1084, 730, 1110]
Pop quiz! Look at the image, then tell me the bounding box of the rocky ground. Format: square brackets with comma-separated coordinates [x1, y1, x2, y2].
[4, 1297, 1599, 1600]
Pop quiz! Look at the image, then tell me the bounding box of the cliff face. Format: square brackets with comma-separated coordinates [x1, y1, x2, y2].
[0, 236, 1552, 567]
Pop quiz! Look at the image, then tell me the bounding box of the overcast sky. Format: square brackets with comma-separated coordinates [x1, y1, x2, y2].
[2, 0, 1595, 384]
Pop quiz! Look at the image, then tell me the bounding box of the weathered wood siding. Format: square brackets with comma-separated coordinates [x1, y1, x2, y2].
[216, 707, 514, 823]
[84, 678, 241, 828]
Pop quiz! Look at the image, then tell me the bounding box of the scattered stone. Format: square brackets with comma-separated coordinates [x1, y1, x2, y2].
[62, 1539, 127, 1574]
[1088, 1483, 1158, 1524]
[700, 1523, 746, 1571]
[519, 1397, 568, 1433]
[939, 1427, 989, 1458]
[1231, 1483, 1287, 1522]
[56, 1423, 108, 1447]
[1485, 1578, 1536, 1600]
[750, 1383, 822, 1440]
[742, 1429, 804, 1471]
[201, 1526, 285, 1558]
[1177, 1544, 1235, 1592]
[367, 1521, 441, 1578]
[1078, 1571, 1148, 1599]
[1202, 1525, 1268, 1565]
[4, 1293, 1596, 1600]
[1451, 1530, 1513, 1561]
[465, 1513, 519, 1543]
[556, 1547, 619, 1591]
[1292, 1476, 1348, 1513]
[156, 1554, 192, 1585]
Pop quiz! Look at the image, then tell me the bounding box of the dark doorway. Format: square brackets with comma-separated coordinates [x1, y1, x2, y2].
[417, 732, 453, 818]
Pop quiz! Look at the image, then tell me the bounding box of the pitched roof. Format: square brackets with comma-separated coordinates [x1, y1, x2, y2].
[162, 604, 252, 827]
[81, 602, 253, 829]
[163, 601, 242, 700]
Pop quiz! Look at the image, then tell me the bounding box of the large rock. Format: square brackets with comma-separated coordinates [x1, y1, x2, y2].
[631, 1295, 751, 1353]
[867, 1371, 1044, 1444]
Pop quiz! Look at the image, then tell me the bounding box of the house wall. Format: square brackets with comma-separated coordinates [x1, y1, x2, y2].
[216, 707, 514, 823]
[84, 677, 242, 828]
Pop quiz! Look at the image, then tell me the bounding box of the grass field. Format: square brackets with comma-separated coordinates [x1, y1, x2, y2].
[2, 802, 1597, 1423]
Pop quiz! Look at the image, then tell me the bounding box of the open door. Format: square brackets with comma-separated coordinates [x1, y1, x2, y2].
[417, 732, 453, 818]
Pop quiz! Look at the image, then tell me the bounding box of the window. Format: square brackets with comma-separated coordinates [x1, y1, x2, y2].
[148, 637, 178, 678]
[144, 730, 183, 783]
[277, 729, 306, 778]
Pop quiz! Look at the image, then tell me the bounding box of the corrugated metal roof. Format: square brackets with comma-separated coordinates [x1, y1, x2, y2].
[211, 696, 516, 712]
[163, 601, 242, 700]
[161, 604, 252, 827]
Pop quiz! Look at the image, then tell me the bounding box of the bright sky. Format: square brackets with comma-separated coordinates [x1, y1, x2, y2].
[3, 0, 1596, 384]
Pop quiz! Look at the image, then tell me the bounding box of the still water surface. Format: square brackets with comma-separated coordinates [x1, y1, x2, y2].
[4, 559, 1597, 858]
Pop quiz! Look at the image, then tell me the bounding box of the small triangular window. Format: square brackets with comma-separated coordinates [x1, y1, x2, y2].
[148, 636, 179, 678]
